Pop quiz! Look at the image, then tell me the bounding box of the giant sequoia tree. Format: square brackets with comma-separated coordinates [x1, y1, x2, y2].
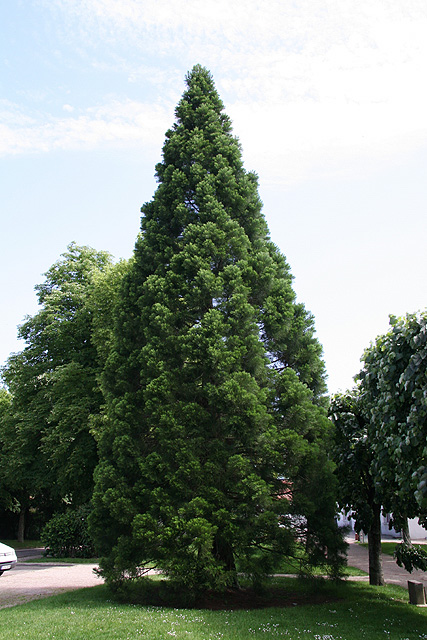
[90, 66, 344, 591]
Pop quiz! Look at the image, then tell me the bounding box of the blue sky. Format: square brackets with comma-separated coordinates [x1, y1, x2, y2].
[1, 0, 427, 393]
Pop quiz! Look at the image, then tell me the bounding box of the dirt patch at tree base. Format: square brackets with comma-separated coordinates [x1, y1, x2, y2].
[116, 580, 341, 611]
[194, 587, 339, 610]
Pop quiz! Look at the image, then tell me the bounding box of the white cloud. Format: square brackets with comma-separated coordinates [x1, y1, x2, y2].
[2, 86, 427, 188]
[48, 0, 427, 65]
[229, 98, 427, 187]
[0, 99, 172, 156]
[6, 0, 427, 183]
[45, 1, 427, 111]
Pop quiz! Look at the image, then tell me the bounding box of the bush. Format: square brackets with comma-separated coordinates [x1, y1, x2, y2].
[41, 505, 96, 558]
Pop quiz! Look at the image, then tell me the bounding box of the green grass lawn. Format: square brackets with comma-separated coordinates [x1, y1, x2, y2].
[273, 556, 367, 577]
[381, 542, 427, 557]
[1, 539, 42, 549]
[359, 541, 427, 557]
[19, 549, 367, 576]
[24, 556, 99, 564]
[0, 578, 425, 640]
[21, 557, 366, 575]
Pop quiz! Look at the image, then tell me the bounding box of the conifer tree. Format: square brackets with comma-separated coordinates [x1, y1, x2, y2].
[91, 65, 344, 591]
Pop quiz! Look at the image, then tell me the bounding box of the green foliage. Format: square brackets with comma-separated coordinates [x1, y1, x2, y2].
[394, 542, 427, 573]
[0, 244, 115, 533]
[90, 65, 344, 593]
[0, 389, 16, 511]
[359, 312, 427, 520]
[329, 390, 385, 585]
[331, 311, 427, 576]
[329, 390, 378, 534]
[41, 505, 95, 558]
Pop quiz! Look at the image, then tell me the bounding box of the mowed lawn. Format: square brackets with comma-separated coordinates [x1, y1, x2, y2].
[0, 578, 426, 640]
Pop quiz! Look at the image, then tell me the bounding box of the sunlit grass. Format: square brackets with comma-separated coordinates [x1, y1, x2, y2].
[273, 556, 367, 577]
[342, 565, 368, 576]
[19, 550, 366, 575]
[25, 557, 99, 564]
[0, 578, 425, 640]
[359, 541, 427, 557]
[381, 542, 426, 557]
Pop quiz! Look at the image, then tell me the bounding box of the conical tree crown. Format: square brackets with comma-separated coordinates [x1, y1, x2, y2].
[138, 66, 267, 276]
[90, 66, 341, 591]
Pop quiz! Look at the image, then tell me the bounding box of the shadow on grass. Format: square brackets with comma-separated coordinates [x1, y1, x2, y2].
[13, 576, 414, 612]
[109, 575, 348, 610]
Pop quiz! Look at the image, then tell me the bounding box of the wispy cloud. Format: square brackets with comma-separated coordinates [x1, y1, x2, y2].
[5, 0, 427, 184]
[0, 99, 171, 155]
[47, 0, 427, 82]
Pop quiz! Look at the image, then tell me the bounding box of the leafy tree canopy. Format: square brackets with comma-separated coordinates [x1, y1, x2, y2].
[329, 390, 384, 585]
[359, 312, 427, 522]
[330, 390, 377, 534]
[1, 243, 114, 522]
[331, 311, 427, 577]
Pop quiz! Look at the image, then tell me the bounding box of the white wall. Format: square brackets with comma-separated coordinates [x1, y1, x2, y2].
[381, 514, 427, 540]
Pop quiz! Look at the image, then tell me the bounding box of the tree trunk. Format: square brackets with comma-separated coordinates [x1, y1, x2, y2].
[402, 518, 411, 545]
[368, 502, 384, 585]
[17, 509, 26, 544]
[214, 536, 239, 588]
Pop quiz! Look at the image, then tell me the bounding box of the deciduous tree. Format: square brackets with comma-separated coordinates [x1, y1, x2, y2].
[358, 312, 427, 571]
[331, 312, 427, 579]
[329, 390, 384, 585]
[359, 313, 427, 521]
[1, 243, 113, 537]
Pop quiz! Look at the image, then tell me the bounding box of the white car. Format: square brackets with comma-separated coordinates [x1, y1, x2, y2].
[0, 542, 17, 576]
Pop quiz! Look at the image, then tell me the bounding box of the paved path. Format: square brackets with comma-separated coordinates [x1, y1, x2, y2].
[346, 537, 427, 590]
[0, 555, 103, 609]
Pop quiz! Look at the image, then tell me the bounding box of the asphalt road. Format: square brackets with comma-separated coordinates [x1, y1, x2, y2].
[346, 537, 427, 590]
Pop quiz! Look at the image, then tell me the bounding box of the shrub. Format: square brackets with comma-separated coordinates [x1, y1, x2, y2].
[41, 504, 96, 558]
